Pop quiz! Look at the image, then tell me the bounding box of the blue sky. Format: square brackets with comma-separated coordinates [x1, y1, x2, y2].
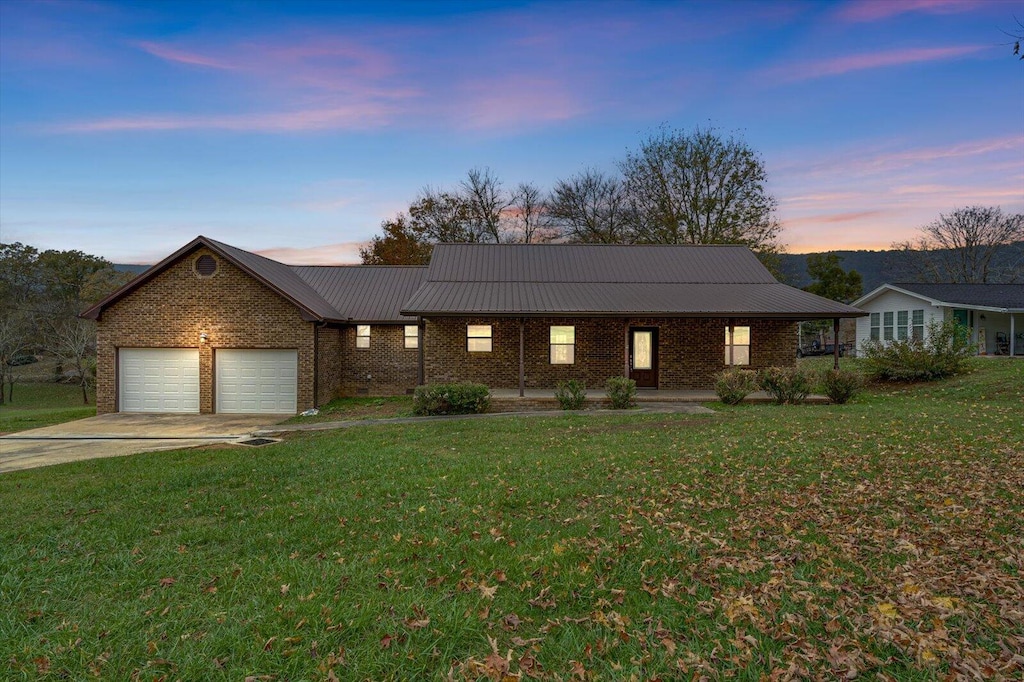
[1, 0, 1021, 264]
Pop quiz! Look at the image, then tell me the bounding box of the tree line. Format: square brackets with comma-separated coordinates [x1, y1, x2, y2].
[0, 243, 134, 404]
[360, 125, 784, 268]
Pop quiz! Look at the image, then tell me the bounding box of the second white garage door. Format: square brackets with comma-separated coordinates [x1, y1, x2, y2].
[216, 349, 298, 414]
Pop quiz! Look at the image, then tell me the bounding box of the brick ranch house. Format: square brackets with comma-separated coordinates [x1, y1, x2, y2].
[82, 236, 864, 414]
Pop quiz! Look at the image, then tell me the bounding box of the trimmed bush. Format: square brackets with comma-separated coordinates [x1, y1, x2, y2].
[818, 368, 864, 404]
[413, 382, 491, 416]
[758, 366, 812, 405]
[714, 368, 757, 405]
[554, 379, 587, 410]
[605, 376, 637, 409]
[862, 319, 974, 382]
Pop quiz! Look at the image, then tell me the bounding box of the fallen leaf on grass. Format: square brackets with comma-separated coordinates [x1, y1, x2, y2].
[159, 577, 176, 587]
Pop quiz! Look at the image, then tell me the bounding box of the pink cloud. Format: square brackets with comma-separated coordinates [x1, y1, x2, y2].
[769, 45, 986, 82]
[134, 41, 235, 70]
[455, 76, 584, 130]
[836, 0, 979, 23]
[255, 242, 367, 265]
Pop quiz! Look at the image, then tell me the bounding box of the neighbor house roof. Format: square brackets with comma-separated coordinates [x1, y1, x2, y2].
[292, 266, 427, 323]
[80, 236, 426, 323]
[852, 283, 1024, 313]
[402, 243, 865, 318]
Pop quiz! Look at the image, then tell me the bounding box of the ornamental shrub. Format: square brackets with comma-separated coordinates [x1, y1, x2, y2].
[413, 382, 491, 416]
[554, 379, 587, 410]
[714, 368, 757, 405]
[757, 366, 812, 405]
[862, 319, 974, 382]
[817, 368, 864, 404]
[605, 376, 637, 409]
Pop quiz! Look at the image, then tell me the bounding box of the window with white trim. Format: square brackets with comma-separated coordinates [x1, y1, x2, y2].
[870, 313, 880, 341]
[404, 325, 419, 349]
[356, 324, 370, 349]
[549, 326, 575, 364]
[897, 310, 909, 340]
[467, 325, 492, 352]
[883, 312, 894, 341]
[912, 310, 924, 341]
[724, 325, 750, 366]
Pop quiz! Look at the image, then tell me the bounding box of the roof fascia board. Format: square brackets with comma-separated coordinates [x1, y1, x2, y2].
[405, 311, 867, 319]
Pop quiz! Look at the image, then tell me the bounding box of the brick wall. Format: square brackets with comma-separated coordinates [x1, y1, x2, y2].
[423, 316, 796, 390]
[338, 323, 419, 396]
[316, 326, 344, 404]
[95, 247, 318, 414]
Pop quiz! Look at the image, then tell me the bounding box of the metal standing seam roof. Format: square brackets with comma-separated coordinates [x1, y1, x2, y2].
[291, 266, 428, 322]
[402, 243, 865, 318]
[887, 283, 1024, 310]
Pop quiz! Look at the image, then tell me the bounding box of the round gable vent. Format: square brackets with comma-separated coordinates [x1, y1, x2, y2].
[196, 254, 218, 277]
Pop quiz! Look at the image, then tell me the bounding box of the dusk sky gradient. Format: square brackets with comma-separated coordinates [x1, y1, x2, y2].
[1, 0, 1022, 264]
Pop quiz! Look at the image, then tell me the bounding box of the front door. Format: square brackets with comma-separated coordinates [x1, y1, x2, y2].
[629, 327, 658, 388]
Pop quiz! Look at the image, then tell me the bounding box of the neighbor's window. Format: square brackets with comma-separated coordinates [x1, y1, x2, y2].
[724, 325, 750, 366]
[912, 309, 925, 341]
[870, 312, 880, 341]
[356, 324, 370, 349]
[883, 312, 894, 341]
[897, 310, 909, 341]
[404, 325, 419, 349]
[549, 326, 575, 364]
[467, 324, 492, 352]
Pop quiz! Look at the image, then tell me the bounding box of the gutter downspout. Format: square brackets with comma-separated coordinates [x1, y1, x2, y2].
[833, 318, 840, 370]
[519, 318, 525, 397]
[313, 322, 320, 408]
[417, 316, 425, 386]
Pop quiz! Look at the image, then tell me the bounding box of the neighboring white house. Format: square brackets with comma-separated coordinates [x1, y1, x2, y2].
[851, 283, 1024, 356]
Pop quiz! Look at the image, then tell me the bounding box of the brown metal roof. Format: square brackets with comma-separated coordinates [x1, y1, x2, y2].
[425, 243, 778, 283]
[402, 243, 865, 318]
[292, 266, 427, 322]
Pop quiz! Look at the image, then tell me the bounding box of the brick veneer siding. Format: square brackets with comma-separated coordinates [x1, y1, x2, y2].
[95, 247, 318, 414]
[316, 326, 345, 405]
[338, 324, 419, 396]
[422, 317, 796, 390]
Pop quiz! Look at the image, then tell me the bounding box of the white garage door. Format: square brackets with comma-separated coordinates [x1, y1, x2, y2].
[216, 349, 297, 414]
[119, 348, 200, 413]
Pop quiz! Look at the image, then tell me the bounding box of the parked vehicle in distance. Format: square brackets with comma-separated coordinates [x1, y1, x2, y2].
[796, 343, 846, 358]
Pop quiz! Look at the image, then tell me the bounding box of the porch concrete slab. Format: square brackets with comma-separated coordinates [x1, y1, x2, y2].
[0, 413, 286, 474]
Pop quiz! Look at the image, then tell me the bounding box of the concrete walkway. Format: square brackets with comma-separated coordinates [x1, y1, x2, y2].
[257, 402, 716, 435]
[0, 413, 283, 473]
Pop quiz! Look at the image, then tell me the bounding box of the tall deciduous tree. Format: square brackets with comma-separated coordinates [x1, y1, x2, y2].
[359, 215, 433, 265]
[547, 169, 634, 244]
[619, 125, 781, 255]
[892, 206, 1024, 283]
[804, 253, 863, 303]
[461, 167, 510, 243]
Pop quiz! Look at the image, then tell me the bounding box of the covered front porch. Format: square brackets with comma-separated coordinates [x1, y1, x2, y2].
[952, 308, 1023, 356]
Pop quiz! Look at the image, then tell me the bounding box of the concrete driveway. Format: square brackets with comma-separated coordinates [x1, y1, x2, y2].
[0, 413, 287, 473]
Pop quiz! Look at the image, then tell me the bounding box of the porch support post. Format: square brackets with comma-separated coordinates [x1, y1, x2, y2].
[833, 318, 840, 370]
[518, 318, 525, 398]
[417, 316, 424, 386]
[1012, 313, 1017, 356]
[624, 320, 630, 376]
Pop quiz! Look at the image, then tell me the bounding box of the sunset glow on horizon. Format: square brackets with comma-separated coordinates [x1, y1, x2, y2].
[1, 0, 1021, 264]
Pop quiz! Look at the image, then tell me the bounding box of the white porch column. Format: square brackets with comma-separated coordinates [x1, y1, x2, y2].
[1012, 313, 1017, 357]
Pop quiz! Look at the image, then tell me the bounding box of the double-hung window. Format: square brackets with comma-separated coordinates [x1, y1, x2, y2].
[911, 310, 924, 340]
[897, 310, 909, 340]
[467, 325, 492, 352]
[724, 325, 750, 366]
[356, 324, 370, 349]
[404, 325, 419, 349]
[883, 312, 894, 341]
[549, 326, 575, 364]
[869, 313, 880, 341]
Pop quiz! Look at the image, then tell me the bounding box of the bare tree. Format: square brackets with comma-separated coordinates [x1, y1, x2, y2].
[619, 125, 781, 255]
[892, 206, 1024, 283]
[548, 169, 634, 243]
[408, 188, 477, 243]
[48, 319, 96, 405]
[461, 167, 511, 243]
[508, 182, 553, 244]
[0, 313, 34, 404]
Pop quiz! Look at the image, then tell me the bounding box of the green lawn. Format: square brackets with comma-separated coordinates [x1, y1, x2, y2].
[283, 395, 414, 424]
[1, 360, 1021, 679]
[0, 382, 95, 434]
